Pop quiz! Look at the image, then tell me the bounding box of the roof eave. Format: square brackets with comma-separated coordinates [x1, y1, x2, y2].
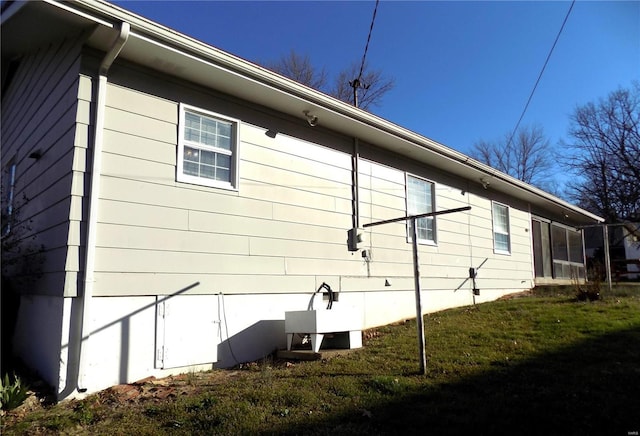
[6, 0, 604, 225]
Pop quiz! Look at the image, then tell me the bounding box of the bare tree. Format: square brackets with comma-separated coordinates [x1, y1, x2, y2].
[264, 50, 328, 90]
[561, 82, 640, 222]
[470, 124, 554, 188]
[330, 62, 395, 110]
[265, 51, 393, 110]
[1, 191, 44, 286]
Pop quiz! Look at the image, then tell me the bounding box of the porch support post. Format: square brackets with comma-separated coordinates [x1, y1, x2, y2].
[603, 225, 613, 292]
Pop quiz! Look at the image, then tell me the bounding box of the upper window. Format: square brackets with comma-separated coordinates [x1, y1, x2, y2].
[492, 202, 511, 254]
[177, 104, 239, 189]
[406, 174, 436, 244]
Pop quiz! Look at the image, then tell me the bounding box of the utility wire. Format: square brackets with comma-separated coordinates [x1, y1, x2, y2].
[218, 292, 241, 366]
[505, 0, 575, 149]
[357, 0, 380, 82]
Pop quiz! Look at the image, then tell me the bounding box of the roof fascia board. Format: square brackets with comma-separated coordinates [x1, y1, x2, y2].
[65, 0, 604, 223]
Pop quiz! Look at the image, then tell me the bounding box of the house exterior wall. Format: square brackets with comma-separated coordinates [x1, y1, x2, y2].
[11, 295, 68, 392]
[91, 61, 355, 297]
[1, 35, 87, 297]
[355, 155, 534, 293]
[54, 59, 538, 394]
[3, 25, 586, 399]
[2, 35, 89, 393]
[90, 61, 534, 300]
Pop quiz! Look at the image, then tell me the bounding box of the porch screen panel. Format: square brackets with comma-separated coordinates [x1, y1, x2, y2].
[552, 225, 568, 261]
[568, 229, 583, 263]
[541, 221, 553, 277]
[532, 219, 553, 278]
[532, 220, 544, 277]
[551, 224, 585, 279]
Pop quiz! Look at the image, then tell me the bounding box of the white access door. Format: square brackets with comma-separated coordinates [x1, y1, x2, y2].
[155, 295, 220, 369]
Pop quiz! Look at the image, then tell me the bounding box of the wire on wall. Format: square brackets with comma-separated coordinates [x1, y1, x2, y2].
[218, 292, 241, 366]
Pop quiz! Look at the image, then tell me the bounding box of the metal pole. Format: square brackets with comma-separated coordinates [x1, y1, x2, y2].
[603, 225, 613, 292]
[361, 206, 471, 375]
[352, 138, 360, 230]
[352, 78, 360, 108]
[363, 206, 471, 228]
[411, 218, 427, 375]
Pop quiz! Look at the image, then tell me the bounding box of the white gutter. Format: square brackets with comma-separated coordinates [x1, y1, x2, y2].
[42, 0, 114, 27]
[69, 0, 602, 223]
[77, 21, 130, 392]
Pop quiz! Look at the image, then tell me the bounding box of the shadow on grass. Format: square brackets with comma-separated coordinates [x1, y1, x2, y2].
[273, 326, 640, 436]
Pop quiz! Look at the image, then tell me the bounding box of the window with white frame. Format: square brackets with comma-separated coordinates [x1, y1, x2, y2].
[2, 161, 16, 236]
[492, 202, 510, 254]
[177, 104, 239, 189]
[406, 174, 436, 244]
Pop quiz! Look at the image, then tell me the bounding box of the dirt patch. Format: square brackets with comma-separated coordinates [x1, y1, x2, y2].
[0, 365, 247, 428]
[497, 290, 534, 300]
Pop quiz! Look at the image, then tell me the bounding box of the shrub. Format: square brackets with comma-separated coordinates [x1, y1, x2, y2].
[576, 283, 601, 302]
[0, 373, 30, 411]
[573, 267, 601, 302]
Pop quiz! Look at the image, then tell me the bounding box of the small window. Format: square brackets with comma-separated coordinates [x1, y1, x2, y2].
[2, 161, 16, 236]
[406, 174, 436, 244]
[492, 202, 510, 254]
[177, 104, 239, 189]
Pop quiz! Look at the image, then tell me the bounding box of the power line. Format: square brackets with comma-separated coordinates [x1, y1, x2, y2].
[357, 0, 380, 82]
[351, 0, 380, 107]
[505, 0, 575, 149]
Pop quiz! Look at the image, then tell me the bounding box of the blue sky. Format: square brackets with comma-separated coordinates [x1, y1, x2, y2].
[113, 1, 639, 156]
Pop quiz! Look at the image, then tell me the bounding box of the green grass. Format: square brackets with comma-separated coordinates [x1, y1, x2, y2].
[2, 285, 639, 435]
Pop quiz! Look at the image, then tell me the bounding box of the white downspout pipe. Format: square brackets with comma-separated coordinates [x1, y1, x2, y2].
[77, 22, 130, 392]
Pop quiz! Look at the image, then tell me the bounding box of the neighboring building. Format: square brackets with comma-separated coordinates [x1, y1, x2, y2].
[621, 224, 640, 280]
[1, 0, 603, 400]
[585, 223, 640, 281]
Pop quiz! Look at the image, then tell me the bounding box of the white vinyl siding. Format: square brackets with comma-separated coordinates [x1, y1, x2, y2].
[492, 202, 511, 254]
[0, 35, 84, 296]
[177, 104, 239, 190]
[96, 78, 357, 295]
[92, 67, 535, 299]
[406, 174, 436, 244]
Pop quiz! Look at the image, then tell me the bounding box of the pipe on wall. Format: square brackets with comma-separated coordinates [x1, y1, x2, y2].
[77, 21, 130, 392]
[352, 137, 360, 231]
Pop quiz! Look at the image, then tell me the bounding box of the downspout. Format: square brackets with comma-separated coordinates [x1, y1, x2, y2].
[352, 138, 360, 231]
[350, 82, 361, 249]
[603, 225, 613, 293]
[528, 203, 535, 286]
[77, 22, 130, 392]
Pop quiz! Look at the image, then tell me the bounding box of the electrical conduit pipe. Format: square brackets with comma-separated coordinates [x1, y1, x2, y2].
[77, 21, 130, 392]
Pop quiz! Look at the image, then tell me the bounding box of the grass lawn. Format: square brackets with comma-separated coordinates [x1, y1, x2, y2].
[2, 285, 639, 435]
